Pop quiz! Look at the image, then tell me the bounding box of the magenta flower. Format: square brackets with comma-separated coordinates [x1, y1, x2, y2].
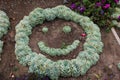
[114, 0, 119, 3]
[70, 3, 77, 9]
[115, 0, 119, 3]
[101, 0, 106, 3]
[103, 4, 110, 9]
[96, 2, 102, 7]
[77, 6, 86, 13]
[118, 16, 120, 20]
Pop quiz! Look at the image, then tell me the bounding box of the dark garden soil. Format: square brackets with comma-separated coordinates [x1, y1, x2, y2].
[30, 19, 85, 60]
[116, 27, 120, 38]
[0, 0, 120, 80]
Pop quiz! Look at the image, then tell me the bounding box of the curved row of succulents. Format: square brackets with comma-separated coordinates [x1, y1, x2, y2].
[38, 40, 80, 56]
[15, 5, 103, 80]
[0, 10, 10, 61]
[112, 7, 120, 28]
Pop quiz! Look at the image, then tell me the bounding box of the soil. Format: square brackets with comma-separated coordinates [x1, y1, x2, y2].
[0, 0, 120, 80]
[30, 19, 85, 60]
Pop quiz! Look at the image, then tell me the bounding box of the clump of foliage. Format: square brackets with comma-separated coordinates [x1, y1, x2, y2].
[42, 27, 48, 33]
[63, 26, 71, 33]
[0, 10, 10, 61]
[69, 0, 120, 30]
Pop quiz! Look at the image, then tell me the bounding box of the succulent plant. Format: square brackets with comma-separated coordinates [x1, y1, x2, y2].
[63, 26, 71, 33]
[42, 27, 48, 33]
[38, 40, 80, 56]
[0, 10, 10, 61]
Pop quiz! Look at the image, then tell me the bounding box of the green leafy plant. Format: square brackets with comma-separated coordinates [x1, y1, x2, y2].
[63, 26, 71, 33]
[42, 27, 48, 33]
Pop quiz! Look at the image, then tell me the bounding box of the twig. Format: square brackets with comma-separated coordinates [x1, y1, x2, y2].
[111, 27, 120, 46]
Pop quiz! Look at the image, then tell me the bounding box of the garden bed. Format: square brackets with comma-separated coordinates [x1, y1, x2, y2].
[30, 19, 84, 60]
[0, 0, 120, 80]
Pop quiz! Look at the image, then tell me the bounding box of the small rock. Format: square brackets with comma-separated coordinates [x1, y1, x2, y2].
[9, 63, 14, 67]
[12, 17, 16, 20]
[11, 74, 15, 78]
[108, 65, 113, 69]
[9, 72, 15, 78]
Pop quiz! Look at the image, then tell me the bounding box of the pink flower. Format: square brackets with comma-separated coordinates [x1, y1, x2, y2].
[101, 0, 106, 3]
[96, 2, 102, 7]
[114, 0, 119, 3]
[77, 6, 86, 13]
[70, 3, 77, 9]
[81, 33, 86, 37]
[103, 4, 110, 9]
[118, 16, 120, 20]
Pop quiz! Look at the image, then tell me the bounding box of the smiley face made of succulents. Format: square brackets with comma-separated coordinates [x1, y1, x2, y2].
[15, 5, 104, 80]
[38, 25, 80, 56]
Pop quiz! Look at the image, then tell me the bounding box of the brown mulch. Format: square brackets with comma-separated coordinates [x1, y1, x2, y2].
[0, 0, 120, 80]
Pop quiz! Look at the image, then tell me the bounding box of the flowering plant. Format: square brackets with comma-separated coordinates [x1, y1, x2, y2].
[70, 0, 120, 30]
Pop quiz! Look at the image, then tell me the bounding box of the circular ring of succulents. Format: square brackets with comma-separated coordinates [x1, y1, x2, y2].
[38, 40, 80, 56]
[63, 25, 71, 33]
[0, 10, 10, 61]
[15, 5, 103, 80]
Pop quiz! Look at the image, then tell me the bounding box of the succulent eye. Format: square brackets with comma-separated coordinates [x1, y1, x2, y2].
[42, 26, 48, 33]
[63, 26, 71, 33]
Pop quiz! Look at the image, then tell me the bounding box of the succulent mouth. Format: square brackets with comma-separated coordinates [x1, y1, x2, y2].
[38, 40, 80, 56]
